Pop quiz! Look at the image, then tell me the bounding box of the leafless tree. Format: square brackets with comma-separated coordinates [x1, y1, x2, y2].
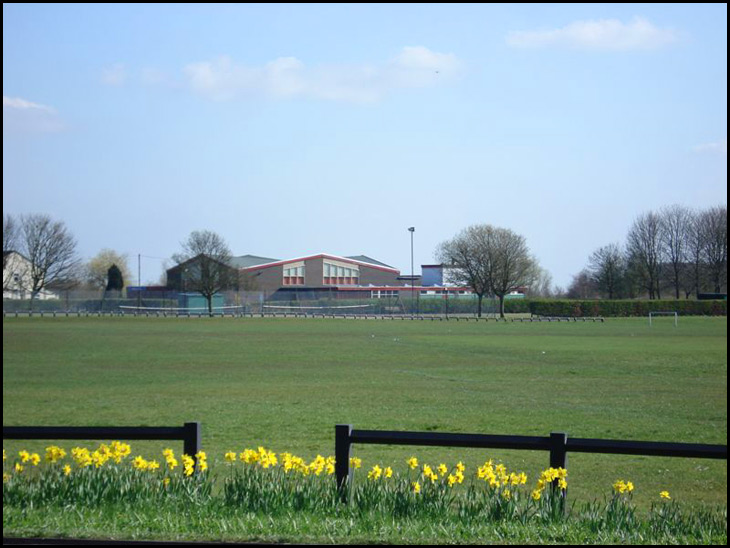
[660, 205, 693, 299]
[3, 214, 18, 260]
[435, 225, 494, 317]
[566, 269, 597, 299]
[626, 211, 664, 299]
[489, 227, 539, 318]
[437, 224, 539, 318]
[700, 205, 727, 294]
[530, 266, 556, 298]
[684, 210, 707, 298]
[588, 243, 625, 299]
[172, 230, 235, 315]
[20, 214, 80, 307]
[3, 214, 20, 291]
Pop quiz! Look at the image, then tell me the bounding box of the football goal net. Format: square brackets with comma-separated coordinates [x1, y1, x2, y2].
[119, 305, 245, 315]
[261, 303, 373, 315]
[648, 311, 678, 327]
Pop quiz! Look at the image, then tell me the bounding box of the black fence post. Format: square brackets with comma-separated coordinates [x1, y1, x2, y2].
[335, 424, 353, 503]
[549, 431, 568, 470]
[183, 421, 202, 461]
[550, 431, 568, 509]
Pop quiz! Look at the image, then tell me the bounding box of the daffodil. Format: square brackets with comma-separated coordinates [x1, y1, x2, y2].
[368, 465, 383, 481]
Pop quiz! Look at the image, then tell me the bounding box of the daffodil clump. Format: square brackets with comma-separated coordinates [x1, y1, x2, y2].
[221, 446, 339, 513]
[3, 444, 693, 533]
[3, 443, 210, 507]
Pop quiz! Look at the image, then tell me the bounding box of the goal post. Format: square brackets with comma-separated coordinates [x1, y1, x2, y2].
[649, 311, 678, 327]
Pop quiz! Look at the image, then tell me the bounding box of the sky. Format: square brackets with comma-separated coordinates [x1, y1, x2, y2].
[3, 3, 727, 287]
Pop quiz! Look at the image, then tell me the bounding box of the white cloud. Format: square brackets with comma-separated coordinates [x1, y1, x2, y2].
[101, 63, 128, 86]
[694, 139, 727, 156]
[183, 47, 463, 103]
[507, 17, 680, 51]
[3, 96, 55, 112]
[3, 96, 63, 133]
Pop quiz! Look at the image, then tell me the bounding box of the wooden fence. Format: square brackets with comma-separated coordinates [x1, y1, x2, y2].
[334, 425, 727, 503]
[3, 423, 202, 464]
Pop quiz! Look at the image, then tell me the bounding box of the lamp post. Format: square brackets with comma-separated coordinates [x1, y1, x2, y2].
[408, 227, 415, 318]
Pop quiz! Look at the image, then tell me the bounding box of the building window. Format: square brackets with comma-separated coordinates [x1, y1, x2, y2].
[324, 261, 359, 285]
[372, 290, 398, 298]
[283, 265, 305, 285]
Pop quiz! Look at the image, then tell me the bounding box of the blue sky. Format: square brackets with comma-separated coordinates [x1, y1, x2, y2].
[3, 3, 727, 287]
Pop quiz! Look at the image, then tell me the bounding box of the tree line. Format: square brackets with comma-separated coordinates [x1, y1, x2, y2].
[3, 213, 130, 305]
[3, 215, 246, 314]
[569, 204, 727, 300]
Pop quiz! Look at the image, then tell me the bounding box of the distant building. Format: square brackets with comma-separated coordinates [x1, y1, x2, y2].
[240, 253, 405, 299]
[421, 264, 463, 287]
[3, 251, 58, 300]
[165, 253, 476, 301]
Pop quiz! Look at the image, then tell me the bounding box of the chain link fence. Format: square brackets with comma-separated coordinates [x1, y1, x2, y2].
[2, 288, 512, 317]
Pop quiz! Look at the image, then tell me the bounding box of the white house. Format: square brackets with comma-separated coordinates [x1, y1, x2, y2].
[3, 251, 58, 300]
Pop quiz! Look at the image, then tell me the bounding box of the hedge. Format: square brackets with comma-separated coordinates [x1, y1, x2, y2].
[528, 299, 727, 317]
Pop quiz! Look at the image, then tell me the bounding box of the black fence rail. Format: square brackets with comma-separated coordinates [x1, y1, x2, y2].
[3, 423, 202, 464]
[334, 425, 727, 503]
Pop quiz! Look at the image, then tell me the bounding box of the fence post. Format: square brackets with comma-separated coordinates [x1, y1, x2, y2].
[183, 421, 202, 461]
[335, 424, 353, 503]
[550, 431, 568, 509]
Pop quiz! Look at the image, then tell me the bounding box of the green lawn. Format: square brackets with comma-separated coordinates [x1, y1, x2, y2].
[3, 316, 727, 508]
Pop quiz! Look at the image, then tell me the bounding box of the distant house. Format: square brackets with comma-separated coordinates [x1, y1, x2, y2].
[2, 251, 58, 300]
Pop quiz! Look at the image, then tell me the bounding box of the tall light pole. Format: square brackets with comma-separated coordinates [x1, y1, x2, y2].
[408, 227, 415, 317]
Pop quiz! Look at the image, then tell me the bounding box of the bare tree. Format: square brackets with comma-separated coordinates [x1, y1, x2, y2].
[700, 205, 727, 294]
[684, 209, 707, 298]
[489, 227, 539, 318]
[660, 205, 692, 299]
[20, 214, 80, 307]
[3, 214, 21, 291]
[587, 243, 625, 299]
[626, 211, 664, 299]
[3, 214, 18, 261]
[530, 266, 556, 298]
[566, 269, 597, 299]
[172, 230, 235, 315]
[437, 224, 539, 318]
[435, 225, 494, 317]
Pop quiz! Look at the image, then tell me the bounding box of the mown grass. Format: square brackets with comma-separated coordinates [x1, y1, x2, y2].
[3, 501, 726, 545]
[2, 315, 727, 543]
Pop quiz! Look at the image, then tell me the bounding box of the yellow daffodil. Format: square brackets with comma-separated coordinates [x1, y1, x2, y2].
[368, 465, 383, 481]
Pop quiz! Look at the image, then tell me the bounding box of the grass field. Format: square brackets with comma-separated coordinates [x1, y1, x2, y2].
[3, 316, 727, 510]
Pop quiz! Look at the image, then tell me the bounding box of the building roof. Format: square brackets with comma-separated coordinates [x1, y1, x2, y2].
[241, 253, 400, 274]
[345, 255, 395, 269]
[229, 254, 281, 268]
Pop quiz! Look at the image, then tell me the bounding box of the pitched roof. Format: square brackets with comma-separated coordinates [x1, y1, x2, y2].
[241, 253, 400, 274]
[228, 255, 281, 268]
[345, 255, 395, 269]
